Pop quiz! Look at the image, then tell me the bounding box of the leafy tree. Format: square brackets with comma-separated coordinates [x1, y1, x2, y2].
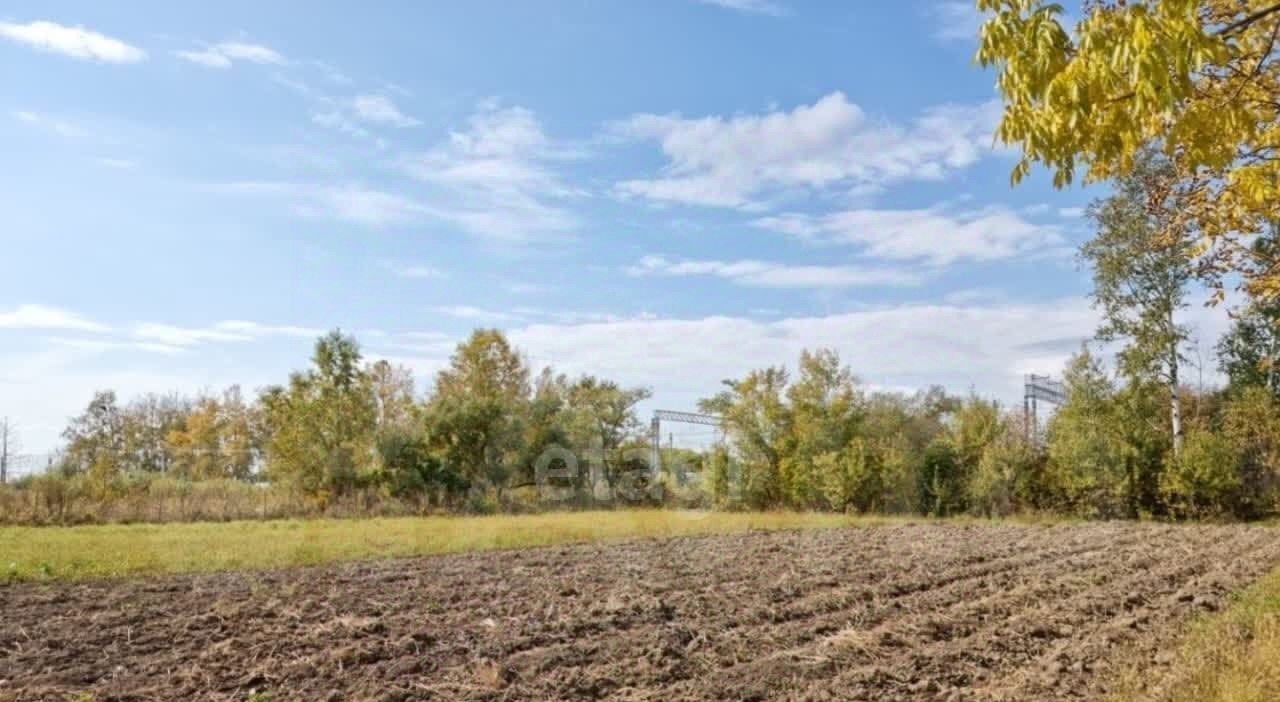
[566, 374, 651, 498]
[519, 368, 575, 495]
[784, 349, 863, 508]
[1045, 349, 1131, 517]
[700, 367, 792, 509]
[1163, 429, 1241, 518]
[260, 330, 377, 497]
[706, 443, 734, 507]
[977, 0, 1280, 297]
[968, 416, 1045, 517]
[424, 329, 530, 500]
[166, 386, 260, 481]
[1116, 376, 1175, 515]
[166, 395, 224, 481]
[918, 439, 963, 516]
[1220, 385, 1280, 517]
[368, 360, 417, 429]
[1219, 302, 1280, 395]
[949, 396, 1002, 477]
[375, 427, 457, 502]
[1080, 151, 1195, 457]
[1218, 231, 1280, 396]
[120, 393, 189, 473]
[818, 437, 882, 513]
[62, 390, 125, 490]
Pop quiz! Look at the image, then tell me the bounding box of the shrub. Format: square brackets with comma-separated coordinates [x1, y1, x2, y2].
[1163, 430, 1242, 519]
[819, 439, 883, 513]
[918, 439, 964, 516]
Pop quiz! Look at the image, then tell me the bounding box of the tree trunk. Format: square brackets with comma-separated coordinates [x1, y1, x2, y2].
[1169, 351, 1183, 460]
[1268, 329, 1277, 395]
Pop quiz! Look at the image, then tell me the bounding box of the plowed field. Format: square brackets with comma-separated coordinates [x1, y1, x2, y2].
[3, 522, 1278, 701]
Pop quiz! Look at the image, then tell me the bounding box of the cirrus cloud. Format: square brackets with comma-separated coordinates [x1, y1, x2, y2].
[176, 41, 284, 68]
[753, 204, 1067, 266]
[612, 91, 1001, 209]
[0, 20, 145, 63]
[627, 255, 924, 288]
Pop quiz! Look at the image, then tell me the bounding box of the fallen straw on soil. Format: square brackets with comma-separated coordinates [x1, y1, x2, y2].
[2, 522, 1276, 701]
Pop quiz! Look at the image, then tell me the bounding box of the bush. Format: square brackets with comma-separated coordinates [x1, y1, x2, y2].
[819, 439, 883, 513]
[1163, 430, 1242, 519]
[918, 439, 964, 516]
[1221, 386, 1280, 518]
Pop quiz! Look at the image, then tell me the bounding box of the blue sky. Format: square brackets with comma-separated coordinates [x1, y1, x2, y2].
[0, 1, 1232, 453]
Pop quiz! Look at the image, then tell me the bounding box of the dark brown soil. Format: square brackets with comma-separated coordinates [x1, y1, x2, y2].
[2, 522, 1277, 702]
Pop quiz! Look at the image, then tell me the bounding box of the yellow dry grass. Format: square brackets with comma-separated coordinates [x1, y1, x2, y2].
[1112, 564, 1280, 701]
[0, 509, 902, 582]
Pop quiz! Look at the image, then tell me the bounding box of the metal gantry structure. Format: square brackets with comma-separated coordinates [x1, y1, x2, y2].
[1023, 374, 1066, 442]
[650, 409, 722, 473]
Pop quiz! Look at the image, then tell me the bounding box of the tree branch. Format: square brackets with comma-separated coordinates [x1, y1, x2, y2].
[1218, 3, 1280, 38]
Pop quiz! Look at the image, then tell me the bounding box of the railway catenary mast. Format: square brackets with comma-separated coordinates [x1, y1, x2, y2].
[649, 409, 721, 476]
[1023, 374, 1066, 443]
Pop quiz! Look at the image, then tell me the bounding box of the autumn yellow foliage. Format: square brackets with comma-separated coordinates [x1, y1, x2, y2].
[977, 0, 1280, 298]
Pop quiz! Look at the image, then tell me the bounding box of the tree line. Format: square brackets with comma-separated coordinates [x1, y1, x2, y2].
[10, 148, 1280, 522]
[29, 328, 655, 515]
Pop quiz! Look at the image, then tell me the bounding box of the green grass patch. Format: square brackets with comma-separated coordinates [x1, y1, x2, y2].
[1112, 564, 1280, 701]
[0, 510, 900, 583]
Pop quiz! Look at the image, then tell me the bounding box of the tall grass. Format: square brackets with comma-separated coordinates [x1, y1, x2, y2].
[1111, 564, 1280, 701]
[0, 509, 900, 583]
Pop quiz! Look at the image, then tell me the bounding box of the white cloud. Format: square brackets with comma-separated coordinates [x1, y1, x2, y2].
[176, 41, 283, 68]
[352, 94, 420, 127]
[612, 92, 1001, 209]
[401, 102, 583, 242]
[753, 204, 1065, 266]
[436, 305, 518, 322]
[212, 320, 323, 339]
[312, 111, 372, 140]
[210, 182, 426, 227]
[46, 337, 184, 356]
[132, 323, 250, 347]
[0, 20, 145, 63]
[218, 42, 283, 64]
[0, 305, 108, 333]
[385, 262, 446, 279]
[11, 110, 87, 138]
[697, 0, 787, 16]
[930, 1, 984, 42]
[628, 255, 923, 288]
[1058, 206, 1086, 218]
[175, 48, 231, 68]
[131, 320, 323, 347]
[506, 299, 1103, 408]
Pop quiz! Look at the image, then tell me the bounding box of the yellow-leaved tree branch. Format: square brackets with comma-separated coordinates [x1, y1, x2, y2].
[977, 0, 1280, 300]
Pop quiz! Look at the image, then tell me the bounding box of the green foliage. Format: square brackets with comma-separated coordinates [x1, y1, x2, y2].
[918, 439, 963, 517]
[424, 329, 531, 499]
[260, 330, 378, 499]
[968, 418, 1040, 518]
[20, 319, 1280, 525]
[706, 444, 734, 508]
[1220, 386, 1280, 518]
[376, 429, 456, 500]
[700, 366, 792, 509]
[1163, 429, 1241, 519]
[1046, 349, 1131, 517]
[1218, 297, 1280, 397]
[818, 438, 882, 513]
[1080, 150, 1194, 458]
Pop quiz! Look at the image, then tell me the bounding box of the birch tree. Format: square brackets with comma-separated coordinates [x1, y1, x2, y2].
[1080, 151, 1196, 457]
